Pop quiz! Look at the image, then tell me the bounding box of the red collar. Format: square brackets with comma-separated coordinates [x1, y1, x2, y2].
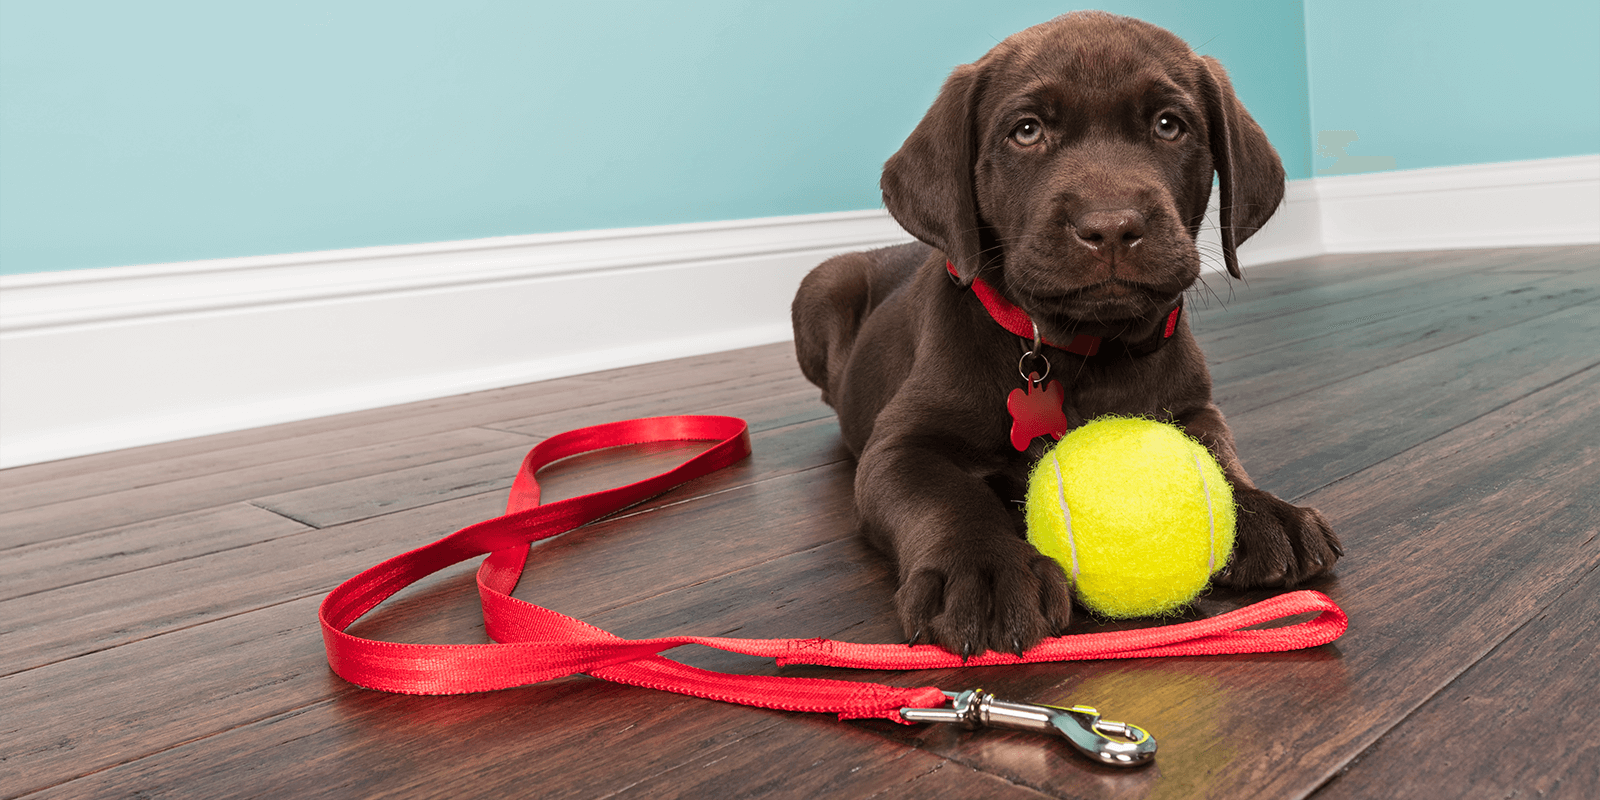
[948, 261, 1181, 358]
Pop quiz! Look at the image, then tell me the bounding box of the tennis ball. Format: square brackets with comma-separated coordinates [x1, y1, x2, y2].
[1025, 417, 1235, 618]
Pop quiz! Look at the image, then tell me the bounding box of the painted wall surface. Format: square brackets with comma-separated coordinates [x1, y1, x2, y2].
[0, 1, 1308, 276]
[1305, 0, 1600, 175]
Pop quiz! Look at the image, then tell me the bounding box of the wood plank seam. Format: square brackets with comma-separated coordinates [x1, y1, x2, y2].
[1283, 358, 1600, 505]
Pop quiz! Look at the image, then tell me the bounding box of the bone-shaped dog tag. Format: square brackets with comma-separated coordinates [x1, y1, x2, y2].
[1007, 372, 1067, 451]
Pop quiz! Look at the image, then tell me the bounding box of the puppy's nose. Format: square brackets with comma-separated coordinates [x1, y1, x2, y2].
[1073, 209, 1146, 260]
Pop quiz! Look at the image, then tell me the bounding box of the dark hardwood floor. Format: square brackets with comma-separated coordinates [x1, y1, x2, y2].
[3, 244, 1596, 799]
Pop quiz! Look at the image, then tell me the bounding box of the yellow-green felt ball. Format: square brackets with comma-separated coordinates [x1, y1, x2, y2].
[1025, 417, 1235, 618]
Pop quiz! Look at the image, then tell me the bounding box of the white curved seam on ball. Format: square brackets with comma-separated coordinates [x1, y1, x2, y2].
[1195, 452, 1217, 573]
[1051, 452, 1080, 583]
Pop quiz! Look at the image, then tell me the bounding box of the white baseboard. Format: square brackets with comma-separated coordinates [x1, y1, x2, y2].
[3, 154, 1594, 468]
[0, 211, 912, 467]
[1204, 154, 1600, 269]
[1313, 154, 1600, 253]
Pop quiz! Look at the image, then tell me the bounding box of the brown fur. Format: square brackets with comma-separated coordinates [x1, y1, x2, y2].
[791, 12, 1341, 657]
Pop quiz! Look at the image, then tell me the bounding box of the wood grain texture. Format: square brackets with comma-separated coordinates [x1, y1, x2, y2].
[1225, 300, 1600, 500]
[0, 501, 311, 602]
[0, 427, 540, 547]
[1188, 245, 1594, 338]
[0, 414, 848, 675]
[0, 425, 857, 793]
[1205, 268, 1597, 414]
[2, 248, 1597, 799]
[1313, 561, 1600, 799]
[253, 387, 834, 529]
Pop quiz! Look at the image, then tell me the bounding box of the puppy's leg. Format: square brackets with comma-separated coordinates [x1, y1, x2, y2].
[793, 253, 872, 407]
[1176, 404, 1342, 586]
[855, 433, 1071, 657]
[792, 243, 925, 407]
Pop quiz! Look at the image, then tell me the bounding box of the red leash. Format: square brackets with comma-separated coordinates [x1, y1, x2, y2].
[320, 415, 1346, 726]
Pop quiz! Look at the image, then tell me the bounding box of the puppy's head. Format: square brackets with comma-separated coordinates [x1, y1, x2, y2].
[882, 12, 1284, 341]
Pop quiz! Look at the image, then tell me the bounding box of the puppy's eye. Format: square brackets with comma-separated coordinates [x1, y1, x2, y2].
[1155, 113, 1185, 141]
[1010, 119, 1044, 146]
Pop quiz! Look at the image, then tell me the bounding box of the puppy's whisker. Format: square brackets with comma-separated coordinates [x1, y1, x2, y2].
[1191, 274, 1231, 311]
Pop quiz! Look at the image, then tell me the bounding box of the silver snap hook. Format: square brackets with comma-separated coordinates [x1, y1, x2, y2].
[901, 689, 1157, 767]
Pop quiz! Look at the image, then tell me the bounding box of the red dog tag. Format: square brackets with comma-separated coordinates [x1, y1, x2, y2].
[1007, 373, 1068, 451]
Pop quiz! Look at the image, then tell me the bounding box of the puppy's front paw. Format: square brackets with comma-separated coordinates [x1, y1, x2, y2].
[1216, 487, 1342, 588]
[896, 538, 1071, 658]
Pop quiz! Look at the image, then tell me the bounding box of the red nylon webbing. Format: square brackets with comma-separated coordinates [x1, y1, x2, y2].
[948, 261, 1102, 356]
[320, 415, 1347, 723]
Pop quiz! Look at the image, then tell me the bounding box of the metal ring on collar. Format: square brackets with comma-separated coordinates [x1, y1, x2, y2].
[1018, 349, 1050, 383]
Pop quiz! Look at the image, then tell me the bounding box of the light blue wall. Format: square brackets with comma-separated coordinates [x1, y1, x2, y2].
[0, 1, 1308, 276]
[1305, 0, 1600, 175]
[16, 2, 1597, 277]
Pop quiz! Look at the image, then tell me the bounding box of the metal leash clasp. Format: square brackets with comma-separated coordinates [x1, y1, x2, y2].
[901, 689, 1157, 767]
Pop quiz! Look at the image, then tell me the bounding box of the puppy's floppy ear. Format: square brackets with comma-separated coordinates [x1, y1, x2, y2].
[881, 64, 985, 283]
[1199, 56, 1285, 279]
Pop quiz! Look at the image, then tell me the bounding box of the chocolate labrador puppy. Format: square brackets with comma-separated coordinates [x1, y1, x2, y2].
[791, 12, 1341, 657]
